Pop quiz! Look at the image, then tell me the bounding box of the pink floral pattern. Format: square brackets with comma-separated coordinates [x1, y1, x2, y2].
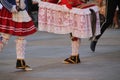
[38, 2, 100, 38]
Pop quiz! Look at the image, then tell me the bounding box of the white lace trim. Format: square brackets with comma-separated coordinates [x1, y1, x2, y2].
[38, 2, 101, 38]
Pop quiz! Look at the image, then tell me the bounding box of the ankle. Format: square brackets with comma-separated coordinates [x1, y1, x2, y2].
[16, 59, 26, 69]
[92, 37, 98, 41]
[71, 54, 79, 56]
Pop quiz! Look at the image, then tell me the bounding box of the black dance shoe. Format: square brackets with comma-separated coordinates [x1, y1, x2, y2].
[16, 59, 32, 71]
[90, 40, 97, 52]
[63, 55, 80, 64]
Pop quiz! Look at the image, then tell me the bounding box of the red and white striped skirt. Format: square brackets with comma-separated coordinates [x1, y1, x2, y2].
[0, 7, 36, 36]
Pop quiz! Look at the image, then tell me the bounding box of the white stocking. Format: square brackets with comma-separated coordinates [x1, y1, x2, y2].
[16, 37, 26, 59]
[0, 33, 10, 52]
[71, 39, 81, 56]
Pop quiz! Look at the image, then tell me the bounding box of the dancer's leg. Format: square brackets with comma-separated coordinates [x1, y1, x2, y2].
[16, 37, 32, 71]
[90, 0, 117, 52]
[0, 33, 10, 52]
[63, 34, 80, 64]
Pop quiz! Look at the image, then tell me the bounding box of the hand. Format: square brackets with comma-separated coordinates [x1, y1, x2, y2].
[32, 0, 39, 4]
[32, 1, 38, 5]
[16, 6, 23, 12]
[19, 0, 26, 10]
[11, 5, 18, 13]
[62, 5, 71, 11]
[0, 3, 3, 9]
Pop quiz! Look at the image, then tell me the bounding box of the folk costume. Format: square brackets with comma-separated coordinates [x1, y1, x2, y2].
[58, 0, 98, 64]
[0, 0, 36, 71]
[38, 0, 100, 64]
[57, 0, 84, 64]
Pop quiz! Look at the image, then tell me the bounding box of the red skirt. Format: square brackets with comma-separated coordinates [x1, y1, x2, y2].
[0, 7, 36, 36]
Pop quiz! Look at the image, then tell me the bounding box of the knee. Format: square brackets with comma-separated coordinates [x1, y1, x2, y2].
[71, 37, 79, 41]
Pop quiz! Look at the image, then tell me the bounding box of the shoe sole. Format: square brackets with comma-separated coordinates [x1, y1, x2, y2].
[24, 68, 32, 71]
[16, 67, 32, 71]
[62, 61, 80, 64]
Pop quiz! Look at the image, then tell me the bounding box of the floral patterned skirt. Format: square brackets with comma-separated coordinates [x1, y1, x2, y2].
[38, 2, 101, 38]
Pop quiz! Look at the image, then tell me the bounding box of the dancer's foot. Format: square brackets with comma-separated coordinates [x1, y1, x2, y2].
[90, 40, 97, 52]
[16, 59, 32, 71]
[63, 55, 80, 64]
